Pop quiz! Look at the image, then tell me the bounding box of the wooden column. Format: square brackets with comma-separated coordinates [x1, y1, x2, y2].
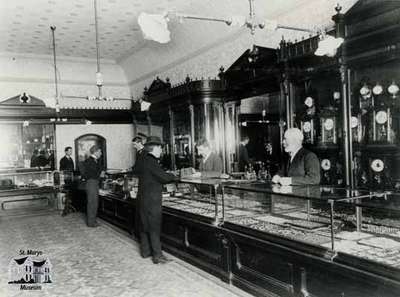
[334, 4, 354, 188]
[168, 106, 176, 170]
[189, 104, 195, 168]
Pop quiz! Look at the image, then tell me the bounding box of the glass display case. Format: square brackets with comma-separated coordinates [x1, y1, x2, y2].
[162, 178, 222, 224]
[0, 169, 55, 192]
[336, 192, 400, 268]
[0, 123, 55, 169]
[0, 169, 56, 213]
[220, 182, 400, 270]
[99, 169, 138, 199]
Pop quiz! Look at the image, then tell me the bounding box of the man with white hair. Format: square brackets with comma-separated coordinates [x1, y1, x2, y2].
[272, 128, 320, 185]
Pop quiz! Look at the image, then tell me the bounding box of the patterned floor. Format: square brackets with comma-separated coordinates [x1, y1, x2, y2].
[0, 211, 252, 297]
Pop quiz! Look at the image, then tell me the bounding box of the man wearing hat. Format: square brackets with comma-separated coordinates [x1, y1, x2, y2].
[131, 135, 145, 239]
[135, 136, 179, 264]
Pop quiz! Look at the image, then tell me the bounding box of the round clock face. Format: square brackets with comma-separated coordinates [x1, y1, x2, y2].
[304, 97, 314, 107]
[371, 159, 384, 173]
[303, 121, 312, 132]
[375, 110, 388, 124]
[324, 118, 334, 131]
[321, 159, 331, 171]
[351, 116, 359, 128]
[359, 85, 370, 96]
[372, 84, 383, 95]
[388, 83, 399, 95]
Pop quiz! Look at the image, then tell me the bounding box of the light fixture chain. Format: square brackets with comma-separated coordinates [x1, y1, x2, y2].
[94, 0, 102, 98]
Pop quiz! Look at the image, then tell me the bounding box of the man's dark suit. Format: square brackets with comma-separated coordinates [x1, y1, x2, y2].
[238, 144, 250, 172]
[59, 156, 74, 171]
[136, 153, 177, 258]
[59, 156, 75, 186]
[132, 149, 145, 240]
[83, 156, 102, 226]
[282, 147, 320, 185]
[199, 152, 223, 178]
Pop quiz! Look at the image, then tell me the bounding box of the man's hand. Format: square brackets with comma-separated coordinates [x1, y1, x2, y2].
[220, 173, 230, 179]
[100, 171, 106, 178]
[271, 175, 281, 184]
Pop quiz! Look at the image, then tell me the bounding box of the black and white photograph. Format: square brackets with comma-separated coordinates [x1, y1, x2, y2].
[0, 0, 400, 296]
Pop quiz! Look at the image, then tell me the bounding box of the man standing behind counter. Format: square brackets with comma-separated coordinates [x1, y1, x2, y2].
[272, 128, 320, 185]
[189, 139, 229, 179]
[238, 136, 250, 172]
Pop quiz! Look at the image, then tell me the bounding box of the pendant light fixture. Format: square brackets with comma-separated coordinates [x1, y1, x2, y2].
[94, 0, 103, 100]
[50, 25, 67, 123]
[61, 0, 151, 112]
[138, 0, 343, 57]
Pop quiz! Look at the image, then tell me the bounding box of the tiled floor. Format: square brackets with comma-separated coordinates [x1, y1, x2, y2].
[0, 211, 252, 297]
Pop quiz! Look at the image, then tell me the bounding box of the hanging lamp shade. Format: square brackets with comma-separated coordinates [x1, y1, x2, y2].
[138, 12, 171, 43]
[315, 35, 344, 57]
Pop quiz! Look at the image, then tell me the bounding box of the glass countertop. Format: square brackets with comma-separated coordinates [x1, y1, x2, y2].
[222, 182, 372, 202]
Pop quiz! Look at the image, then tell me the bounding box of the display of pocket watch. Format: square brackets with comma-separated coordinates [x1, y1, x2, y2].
[324, 118, 334, 131]
[351, 116, 359, 128]
[371, 159, 384, 173]
[360, 84, 372, 99]
[321, 159, 331, 171]
[388, 81, 399, 98]
[303, 121, 312, 132]
[304, 97, 314, 107]
[375, 110, 388, 124]
[372, 83, 383, 96]
[304, 97, 316, 117]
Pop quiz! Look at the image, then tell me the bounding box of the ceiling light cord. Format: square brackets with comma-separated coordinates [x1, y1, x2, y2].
[50, 26, 59, 107]
[94, 0, 102, 98]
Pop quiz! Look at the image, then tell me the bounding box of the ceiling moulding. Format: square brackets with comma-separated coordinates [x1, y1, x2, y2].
[0, 52, 117, 65]
[0, 76, 129, 88]
[125, 29, 246, 87]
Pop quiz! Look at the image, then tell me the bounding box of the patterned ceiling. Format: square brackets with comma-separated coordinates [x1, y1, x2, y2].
[0, 0, 336, 61]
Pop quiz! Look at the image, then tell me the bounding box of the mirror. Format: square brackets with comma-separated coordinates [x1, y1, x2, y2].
[0, 123, 55, 170]
[75, 134, 107, 174]
[238, 93, 283, 174]
[174, 107, 192, 169]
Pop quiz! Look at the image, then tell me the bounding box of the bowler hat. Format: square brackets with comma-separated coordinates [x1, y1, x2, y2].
[145, 136, 163, 145]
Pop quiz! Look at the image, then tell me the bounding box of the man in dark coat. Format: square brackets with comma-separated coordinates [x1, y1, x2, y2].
[192, 138, 225, 179]
[60, 146, 75, 184]
[136, 136, 178, 264]
[82, 145, 104, 227]
[59, 146, 75, 216]
[35, 150, 49, 168]
[238, 136, 250, 172]
[272, 128, 320, 185]
[60, 146, 74, 172]
[30, 149, 39, 168]
[131, 136, 145, 239]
